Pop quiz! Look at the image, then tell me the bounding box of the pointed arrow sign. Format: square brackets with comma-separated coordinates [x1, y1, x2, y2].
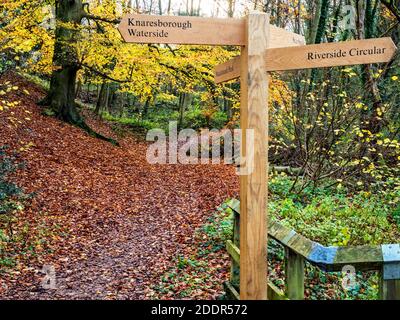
[215, 37, 397, 83]
[265, 37, 397, 71]
[118, 14, 305, 48]
[118, 14, 245, 46]
[214, 56, 241, 84]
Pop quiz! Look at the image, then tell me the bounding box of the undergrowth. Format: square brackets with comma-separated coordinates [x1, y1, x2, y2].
[152, 173, 400, 300]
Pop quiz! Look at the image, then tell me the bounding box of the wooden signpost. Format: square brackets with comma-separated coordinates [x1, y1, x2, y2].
[119, 12, 303, 301]
[119, 12, 398, 300]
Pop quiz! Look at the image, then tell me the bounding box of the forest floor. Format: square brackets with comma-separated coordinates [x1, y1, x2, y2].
[0, 72, 238, 300]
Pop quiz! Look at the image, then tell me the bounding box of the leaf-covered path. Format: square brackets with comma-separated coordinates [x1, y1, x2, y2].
[0, 73, 239, 299]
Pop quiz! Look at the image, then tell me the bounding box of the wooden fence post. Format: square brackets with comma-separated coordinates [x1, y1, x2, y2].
[285, 248, 305, 300]
[239, 12, 270, 300]
[379, 244, 400, 300]
[380, 277, 400, 300]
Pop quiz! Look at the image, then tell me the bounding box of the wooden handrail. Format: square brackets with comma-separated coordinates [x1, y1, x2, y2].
[225, 199, 400, 300]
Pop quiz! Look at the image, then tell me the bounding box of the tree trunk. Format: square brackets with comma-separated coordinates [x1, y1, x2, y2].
[143, 96, 151, 117]
[167, 0, 172, 14]
[359, 0, 384, 134]
[309, 0, 329, 86]
[178, 93, 185, 129]
[105, 83, 112, 113]
[227, 0, 235, 18]
[39, 0, 118, 145]
[310, 0, 322, 43]
[75, 79, 82, 99]
[40, 0, 83, 124]
[178, 92, 191, 129]
[95, 81, 106, 115]
[314, 0, 329, 44]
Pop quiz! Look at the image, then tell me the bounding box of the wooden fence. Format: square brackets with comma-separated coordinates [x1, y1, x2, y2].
[224, 199, 400, 300]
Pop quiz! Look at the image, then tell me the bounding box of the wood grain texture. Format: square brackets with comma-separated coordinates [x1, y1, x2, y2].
[214, 56, 241, 84]
[215, 37, 395, 83]
[118, 14, 245, 45]
[265, 37, 397, 71]
[227, 240, 241, 265]
[380, 278, 400, 300]
[224, 279, 287, 301]
[285, 248, 305, 300]
[225, 241, 287, 300]
[239, 12, 269, 300]
[214, 29, 305, 83]
[119, 14, 305, 48]
[269, 25, 305, 47]
[229, 202, 389, 272]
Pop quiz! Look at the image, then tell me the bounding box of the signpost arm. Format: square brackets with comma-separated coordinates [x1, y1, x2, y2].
[240, 12, 270, 300]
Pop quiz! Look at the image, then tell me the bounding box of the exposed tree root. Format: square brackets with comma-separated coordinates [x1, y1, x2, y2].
[76, 118, 120, 147]
[39, 98, 119, 147]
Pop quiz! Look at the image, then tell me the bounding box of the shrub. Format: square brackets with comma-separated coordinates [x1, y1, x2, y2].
[392, 204, 400, 227]
[0, 146, 23, 215]
[0, 146, 26, 268]
[269, 174, 400, 246]
[183, 107, 227, 130]
[101, 112, 158, 131]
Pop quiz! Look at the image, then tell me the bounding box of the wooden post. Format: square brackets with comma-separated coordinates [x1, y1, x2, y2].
[380, 268, 400, 300]
[380, 279, 400, 300]
[239, 12, 270, 300]
[285, 248, 305, 300]
[380, 245, 400, 300]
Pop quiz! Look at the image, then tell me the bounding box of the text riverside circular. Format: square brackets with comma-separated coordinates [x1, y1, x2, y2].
[307, 46, 387, 60]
